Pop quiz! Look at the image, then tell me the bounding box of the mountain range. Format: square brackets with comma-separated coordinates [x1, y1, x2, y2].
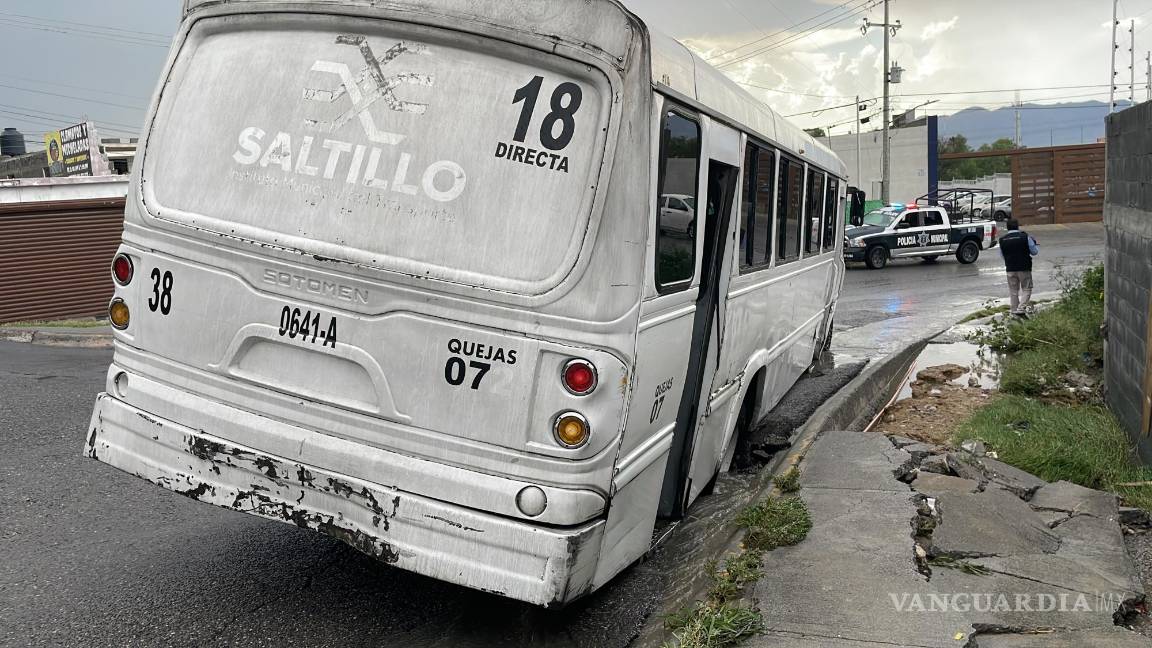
[937, 100, 1135, 149]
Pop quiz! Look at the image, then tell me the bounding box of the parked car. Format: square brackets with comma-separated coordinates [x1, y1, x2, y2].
[990, 197, 1012, 221]
[659, 193, 696, 235]
[971, 195, 1010, 219]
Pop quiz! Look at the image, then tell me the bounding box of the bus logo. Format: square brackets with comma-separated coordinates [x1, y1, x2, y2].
[302, 35, 434, 146]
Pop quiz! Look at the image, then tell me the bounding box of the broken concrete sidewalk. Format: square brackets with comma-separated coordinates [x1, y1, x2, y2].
[748, 431, 1150, 648]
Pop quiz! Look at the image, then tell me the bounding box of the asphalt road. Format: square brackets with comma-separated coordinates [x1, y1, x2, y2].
[0, 222, 1105, 648]
[835, 222, 1105, 358]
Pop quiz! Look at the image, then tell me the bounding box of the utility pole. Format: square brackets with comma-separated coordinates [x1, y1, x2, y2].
[1110, 0, 1118, 112]
[1131, 20, 1136, 102]
[855, 95, 862, 187]
[1146, 52, 1151, 102]
[863, 2, 901, 204]
[1014, 90, 1022, 148]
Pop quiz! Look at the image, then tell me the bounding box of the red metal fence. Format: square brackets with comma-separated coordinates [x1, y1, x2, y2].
[0, 198, 125, 323]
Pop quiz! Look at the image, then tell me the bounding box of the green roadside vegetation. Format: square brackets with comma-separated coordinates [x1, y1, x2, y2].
[664, 488, 812, 648]
[959, 265, 1152, 510]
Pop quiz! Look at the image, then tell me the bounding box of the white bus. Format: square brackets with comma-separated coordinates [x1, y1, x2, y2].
[85, 0, 847, 607]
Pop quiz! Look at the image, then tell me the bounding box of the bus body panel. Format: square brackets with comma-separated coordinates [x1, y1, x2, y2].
[82, 0, 847, 607]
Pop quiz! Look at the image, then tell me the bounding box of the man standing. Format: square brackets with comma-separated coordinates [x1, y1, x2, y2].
[999, 219, 1039, 317]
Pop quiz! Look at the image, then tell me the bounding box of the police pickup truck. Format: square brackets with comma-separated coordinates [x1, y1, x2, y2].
[844, 198, 998, 270]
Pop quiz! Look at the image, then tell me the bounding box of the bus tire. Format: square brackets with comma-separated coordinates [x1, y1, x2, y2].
[956, 239, 980, 264]
[864, 245, 888, 270]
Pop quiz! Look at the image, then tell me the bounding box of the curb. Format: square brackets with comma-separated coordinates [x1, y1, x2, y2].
[632, 333, 937, 647]
[0, 329, 113, 349]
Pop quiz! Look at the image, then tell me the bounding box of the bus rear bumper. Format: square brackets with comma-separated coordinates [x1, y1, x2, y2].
[84, 393, 604, 607]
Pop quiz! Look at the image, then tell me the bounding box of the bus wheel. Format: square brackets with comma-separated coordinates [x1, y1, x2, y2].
[865, 245, 888, 270]
[956, 240, 980, 264]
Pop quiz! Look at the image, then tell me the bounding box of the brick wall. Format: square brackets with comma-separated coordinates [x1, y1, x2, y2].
[1105, 101, 1152, 463]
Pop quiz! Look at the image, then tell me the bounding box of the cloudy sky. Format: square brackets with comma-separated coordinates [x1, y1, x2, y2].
[0, 0, 1148, 150]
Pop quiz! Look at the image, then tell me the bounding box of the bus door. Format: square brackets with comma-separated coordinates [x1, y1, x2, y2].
[659, 126, 741, 518]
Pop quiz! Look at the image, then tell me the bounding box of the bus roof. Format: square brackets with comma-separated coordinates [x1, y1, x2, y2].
[182, 0, 845, 178]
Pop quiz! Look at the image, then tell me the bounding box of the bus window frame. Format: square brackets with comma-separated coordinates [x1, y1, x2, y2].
[803, 165, 826, 258]
[654, 106, 702, 296]
[775, 153, 804, 266]
[739, 140, 777, 275]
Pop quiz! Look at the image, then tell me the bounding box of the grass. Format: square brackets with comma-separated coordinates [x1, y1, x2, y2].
[735, 496, 813, 552]
[928, 555, 991, 576]
[772, 467, 801, 494]
[1, 318, 108, 328]
[955, 395, 1152, 510]
[664, 495, 812, 647]
[968, 266, 1104, 397]
[959, 303, 1011, 323]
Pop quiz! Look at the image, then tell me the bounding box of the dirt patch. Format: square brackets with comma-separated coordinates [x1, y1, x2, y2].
[871, 364, 994, 445]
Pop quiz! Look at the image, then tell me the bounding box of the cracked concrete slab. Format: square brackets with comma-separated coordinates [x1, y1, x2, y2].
[970, 626, 1152, 647]
[913, 473, 982, 498]
[797, 431, 913, 492]
[947, 454, 1047, 500]
[748, 430, 1149, 648]
[1030, 481, 1120, 520]
[931, 490, 1061, 557]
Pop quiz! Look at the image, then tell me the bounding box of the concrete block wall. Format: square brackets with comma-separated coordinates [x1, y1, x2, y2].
[1104, 101, 1152, 463]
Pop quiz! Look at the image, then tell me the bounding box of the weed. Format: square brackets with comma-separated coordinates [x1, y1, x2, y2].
[959, 302, 1011, 323]
[928, 555, 991, 576]
[736, 497, 812, 552]
[968, 265, 1104, 398]
[772, 467, 801, 494]
[955, 395, 1152, 510]
[708, 552, 763, 602]
[664, 600, 764, 648]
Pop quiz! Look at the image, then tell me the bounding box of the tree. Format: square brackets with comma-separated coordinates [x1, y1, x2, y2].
[938, 135, 1017, 181]
[804, 127, 826, 138]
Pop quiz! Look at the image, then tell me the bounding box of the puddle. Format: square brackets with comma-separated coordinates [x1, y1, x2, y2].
[896, 339, 1001, 402]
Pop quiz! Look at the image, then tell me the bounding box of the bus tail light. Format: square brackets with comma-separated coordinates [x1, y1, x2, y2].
[112, 254, 134, 285]
[561, 359, 597, 395]
[109, 298, 130, 330]
[554, 412, 590, 449]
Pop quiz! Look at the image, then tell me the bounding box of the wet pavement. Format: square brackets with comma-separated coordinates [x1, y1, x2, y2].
[835, 222, 1104, 360]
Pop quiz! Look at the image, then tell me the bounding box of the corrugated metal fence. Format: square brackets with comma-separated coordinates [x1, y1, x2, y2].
[0, 198, 125, 323]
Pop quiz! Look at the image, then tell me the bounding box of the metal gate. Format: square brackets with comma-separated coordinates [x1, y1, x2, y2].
[940, 143, 1105, 225]
[0, 198, 125, 323]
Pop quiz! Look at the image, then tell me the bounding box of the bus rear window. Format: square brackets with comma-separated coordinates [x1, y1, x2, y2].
[142, 14, 610, 294]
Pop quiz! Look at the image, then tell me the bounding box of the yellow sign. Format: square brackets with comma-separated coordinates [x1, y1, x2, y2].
[44, 131, 64, 166]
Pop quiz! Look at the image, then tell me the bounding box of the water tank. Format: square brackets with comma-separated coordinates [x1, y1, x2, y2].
[1, 128, 27, 157]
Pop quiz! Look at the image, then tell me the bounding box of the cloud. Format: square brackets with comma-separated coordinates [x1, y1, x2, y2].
[920, 16, 959, 41]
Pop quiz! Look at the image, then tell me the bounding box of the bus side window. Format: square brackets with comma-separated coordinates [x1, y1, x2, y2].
[776, 155, 803, 265]
[739, 144, 775, 273]
[805, 168, 825, 256]
[655, 110, 700, 293]
[822, 177, 840, 252]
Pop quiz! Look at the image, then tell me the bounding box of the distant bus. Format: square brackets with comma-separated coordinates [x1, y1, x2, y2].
[85, 0, 847, 607]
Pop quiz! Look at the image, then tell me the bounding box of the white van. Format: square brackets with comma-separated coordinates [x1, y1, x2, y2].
[85, 0, 847, 607]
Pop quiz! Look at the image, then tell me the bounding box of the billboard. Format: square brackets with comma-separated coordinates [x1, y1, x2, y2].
[44, 122, 95, 177]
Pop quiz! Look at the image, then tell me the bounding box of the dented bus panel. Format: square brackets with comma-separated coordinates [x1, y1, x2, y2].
[85, 0, 845, 607]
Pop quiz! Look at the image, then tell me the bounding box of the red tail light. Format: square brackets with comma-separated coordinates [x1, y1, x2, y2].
[562, 359, 597, 396]
[112, 254, 134, 285]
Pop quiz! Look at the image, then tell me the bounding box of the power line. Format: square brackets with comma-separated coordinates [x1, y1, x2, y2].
[736, 80, 858, 99]
[0, 15, 170, 48]
[0, 73, 149, 101]
[0, 83, 146, 112]
[716, 0, 877, 69]
[707, 0, 869, 62]
[0, 11, 169, 38]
